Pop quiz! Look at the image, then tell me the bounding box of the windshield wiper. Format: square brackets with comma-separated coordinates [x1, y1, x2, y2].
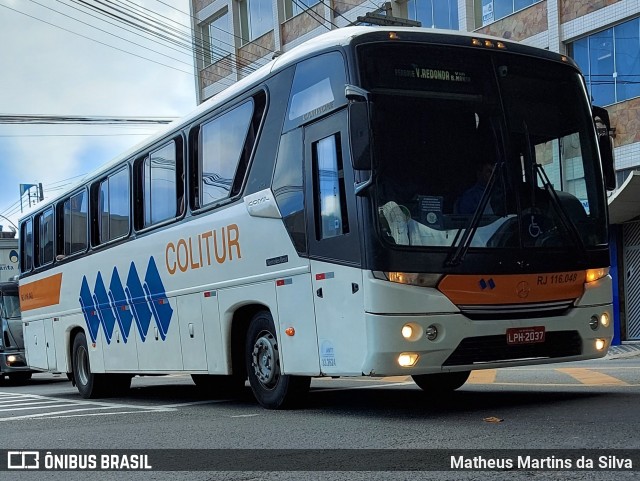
[445, 162, 501, 267]
[534, 162, 586, 254]
[521, 122, 586, 254]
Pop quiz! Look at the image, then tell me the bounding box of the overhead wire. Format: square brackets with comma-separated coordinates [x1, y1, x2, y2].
[71, 0, 250, 77]
[0, 1, 197, 79]
[71, 0, 270, 77]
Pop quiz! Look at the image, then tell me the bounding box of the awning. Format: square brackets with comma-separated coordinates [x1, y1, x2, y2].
[608, 171, 640, 224]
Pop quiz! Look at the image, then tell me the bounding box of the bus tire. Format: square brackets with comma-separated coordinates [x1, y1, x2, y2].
[411, 371, 470, 393]
[72, 332, 107, 399]
[246, 311, 310, 409]
[191, 374, 246, 396]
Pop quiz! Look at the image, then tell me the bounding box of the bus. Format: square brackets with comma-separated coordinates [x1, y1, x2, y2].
[18, 26, 616, 409]
[0, 281, 33, 383]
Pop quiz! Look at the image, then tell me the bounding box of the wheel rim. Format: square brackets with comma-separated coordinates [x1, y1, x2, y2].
[251, 330, 279, 389]
[76, 345, 90, 386]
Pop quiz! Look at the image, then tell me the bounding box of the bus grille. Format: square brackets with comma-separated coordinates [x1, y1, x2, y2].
[443, 331, 582, 366]
[458, 300, 574, 320]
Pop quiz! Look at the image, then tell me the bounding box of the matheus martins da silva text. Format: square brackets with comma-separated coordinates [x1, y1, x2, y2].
[451, 455, 633, 470]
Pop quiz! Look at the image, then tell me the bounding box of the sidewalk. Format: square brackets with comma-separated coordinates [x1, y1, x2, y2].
[606, 342, 640, 359]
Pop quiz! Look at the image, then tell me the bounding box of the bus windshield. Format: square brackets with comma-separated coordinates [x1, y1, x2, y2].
[0, 293, 20, 319]
[359, 43, 607, 254]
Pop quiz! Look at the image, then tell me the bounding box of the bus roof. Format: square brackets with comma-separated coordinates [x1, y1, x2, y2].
[19, 26, 566, 221]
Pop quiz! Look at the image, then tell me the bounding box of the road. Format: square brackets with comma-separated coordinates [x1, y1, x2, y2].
[1, 355, 639, 481]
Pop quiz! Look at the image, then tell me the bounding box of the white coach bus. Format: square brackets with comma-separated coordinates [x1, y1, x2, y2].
[19, 27, 616, 409]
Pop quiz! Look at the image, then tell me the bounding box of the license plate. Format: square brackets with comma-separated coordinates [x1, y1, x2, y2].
[506, 326, 545, 345]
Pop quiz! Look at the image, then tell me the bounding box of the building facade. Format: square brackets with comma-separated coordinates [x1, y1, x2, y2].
[190, 0, 640, 344]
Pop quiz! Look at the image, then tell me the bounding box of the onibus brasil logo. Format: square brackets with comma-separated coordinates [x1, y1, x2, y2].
[79, 257, 173, 344]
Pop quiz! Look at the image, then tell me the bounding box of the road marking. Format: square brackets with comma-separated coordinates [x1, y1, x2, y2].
[0, 392, 176, 421]
[556, 368, 629, 386]
[0, 407, 174, 422]
[467, 369, 497, 384]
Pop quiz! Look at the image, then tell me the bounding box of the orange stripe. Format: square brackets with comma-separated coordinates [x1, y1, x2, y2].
[19, 273, 63, 311]
[438, 271, 585, 305]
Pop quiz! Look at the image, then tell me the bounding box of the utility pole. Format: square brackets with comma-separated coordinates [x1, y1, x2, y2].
[357, 2, 421, 27]
[19, 183, 44, 212]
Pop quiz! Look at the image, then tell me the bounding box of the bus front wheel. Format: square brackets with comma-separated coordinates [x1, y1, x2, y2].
[245, 311, 310, 409]
[411, 371, 470, 393]
[72, 332, 107, 399]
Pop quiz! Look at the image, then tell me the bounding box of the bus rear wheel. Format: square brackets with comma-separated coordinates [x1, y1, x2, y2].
[245, 311, 310, 409]
[411, 371, 470, 393]
[72, 332, 107, 399]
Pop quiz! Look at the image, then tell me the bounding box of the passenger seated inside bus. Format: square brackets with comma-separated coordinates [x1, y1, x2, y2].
[454, 160, 496, 215]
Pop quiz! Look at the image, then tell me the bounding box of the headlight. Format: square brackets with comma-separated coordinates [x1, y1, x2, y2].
[374, 271, 442, 287]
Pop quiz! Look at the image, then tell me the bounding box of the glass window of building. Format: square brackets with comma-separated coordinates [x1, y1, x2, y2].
[569, 18, 640, 106]
[285, 0, 320, 20]
[239, 0, 273, 42]
[407, 0, 459, 30]
[201, 9, 233, 67]
[479, 0, 539, 26]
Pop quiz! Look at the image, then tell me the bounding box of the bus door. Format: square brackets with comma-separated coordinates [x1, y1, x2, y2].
[304, 110, 366, 375]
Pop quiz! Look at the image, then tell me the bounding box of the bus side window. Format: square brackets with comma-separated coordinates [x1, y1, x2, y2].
[20, 219, 33, 273]
[93, 168, 130, 246]
[231, 92, 266, 197]
[35, 208, 54, 267]
[60, 190, 88, 257]
[199, 99, 254, 208]
[313, 133, 349, 240]
[138, 139, 182, 229]
[272, 128, 306, 254]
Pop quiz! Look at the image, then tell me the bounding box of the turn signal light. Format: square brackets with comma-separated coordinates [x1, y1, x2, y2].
[586, 267, 609, 283]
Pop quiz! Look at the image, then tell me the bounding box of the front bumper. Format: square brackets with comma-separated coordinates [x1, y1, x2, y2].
[0, 351, 32, 375]
[361, 304, 613, 376]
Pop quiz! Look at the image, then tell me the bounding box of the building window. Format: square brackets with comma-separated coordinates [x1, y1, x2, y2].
[284, 0, 320, 20]
[479, 0, 540, 26]
[569, 18, 640, 106]
[407, 0, 458, 30]
[239, 0, 273, 42]
[201, 10, 233, 67]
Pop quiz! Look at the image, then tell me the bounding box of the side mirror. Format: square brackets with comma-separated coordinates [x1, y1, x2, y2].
[348, 101, 372, 171]
[599, 135, 616, 191]
[592, 106, 616, 191]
